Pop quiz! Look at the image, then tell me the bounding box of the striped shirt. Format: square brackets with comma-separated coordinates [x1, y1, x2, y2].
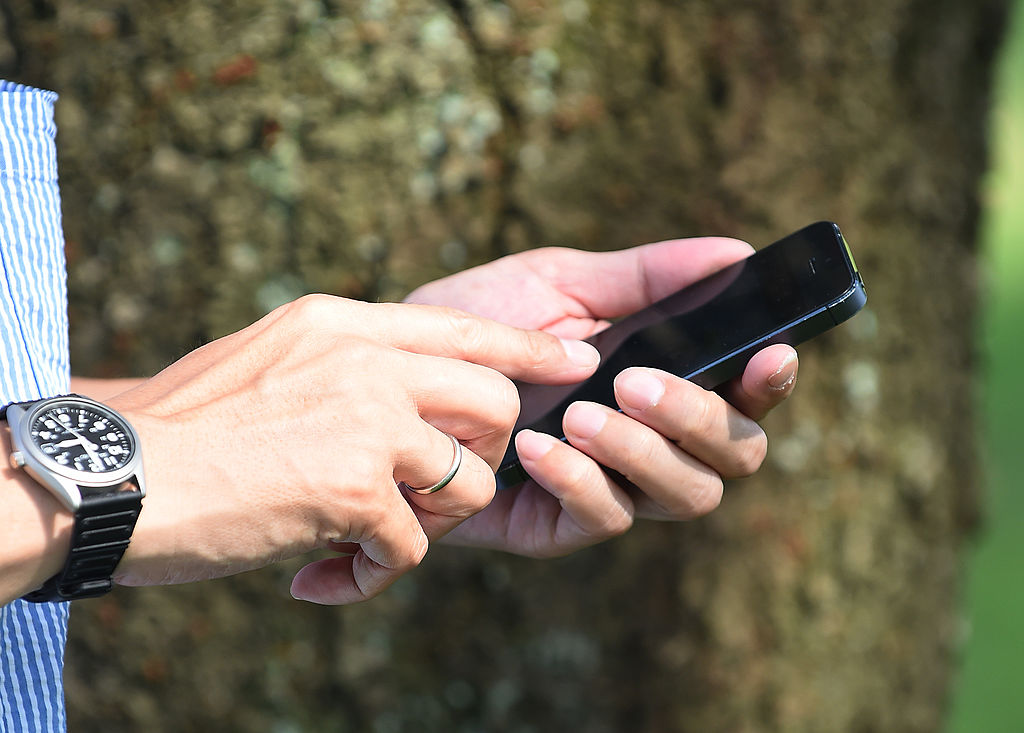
[0, 80, 72, 732]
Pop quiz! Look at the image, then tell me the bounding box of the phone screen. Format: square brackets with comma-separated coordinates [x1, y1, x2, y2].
[498, 221, 865, 487]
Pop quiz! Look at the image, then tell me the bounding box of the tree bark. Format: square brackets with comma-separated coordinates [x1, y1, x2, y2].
[3, 0, 1004, 730]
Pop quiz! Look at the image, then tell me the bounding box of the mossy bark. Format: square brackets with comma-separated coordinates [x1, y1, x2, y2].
[2, 0, 1003, 730]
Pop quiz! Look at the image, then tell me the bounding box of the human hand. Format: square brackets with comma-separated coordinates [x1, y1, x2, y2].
[405, 238, 798, 557]
[105, 295, 599, 602]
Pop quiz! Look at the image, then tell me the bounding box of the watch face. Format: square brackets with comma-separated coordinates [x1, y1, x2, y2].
[29, 402, 135, 475]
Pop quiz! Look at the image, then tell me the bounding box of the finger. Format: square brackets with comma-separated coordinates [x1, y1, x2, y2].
[398, 351, 521, 468]
[290, 494, 427, 605]
[318, 435, 497, 572]
[610, 368, 768, 479]
[396, 431, 497, 538]
[353, 299, 601, 385]
[561, 401, 726, 520]
[512, 429, 635, 552]
[290, 549, 416, 606]
[516, 238, 755, 319]
[717, 344, 799, 421]
[394, 431, 465, 495]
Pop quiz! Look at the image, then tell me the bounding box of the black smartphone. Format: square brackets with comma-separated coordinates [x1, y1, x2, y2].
[496, 220, 867, 490]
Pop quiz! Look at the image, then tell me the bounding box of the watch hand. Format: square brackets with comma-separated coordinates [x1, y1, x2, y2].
[65, 426, 103, 469]
[80, 441, 102, 469]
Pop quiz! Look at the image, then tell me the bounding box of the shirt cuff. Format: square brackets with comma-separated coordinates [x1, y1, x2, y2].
[0, 79, 59, 180]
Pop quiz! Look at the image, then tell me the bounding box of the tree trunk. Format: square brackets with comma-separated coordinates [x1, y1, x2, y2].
[3, 0, 1003, 730]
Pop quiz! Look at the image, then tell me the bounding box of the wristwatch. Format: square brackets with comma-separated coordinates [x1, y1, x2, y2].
[3, 394, 145, 602]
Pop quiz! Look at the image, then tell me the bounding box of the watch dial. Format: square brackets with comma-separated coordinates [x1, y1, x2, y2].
[30, 404, 134, 474]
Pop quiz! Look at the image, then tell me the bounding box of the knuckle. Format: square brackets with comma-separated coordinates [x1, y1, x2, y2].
[449, 469, 496, 519]
[592, 504, 634, 539]
[559, 457, 598, 495]
[360, 507, 426, 573]
[343, 337, 386, 369]
[343, 389, 409, 443]
[519, 330, 559, 374]
[459, 370, 520, 437]
[469, 469, 498, 510]
[394, 534, 428, 572]
[733, 428, 768, 477]
[683, 393, 720, 443]
[443, 307, 489, 352]
[685, 474, 724, 518]
[489, 376, 522, 429]
[622, 429, 662, 470]
[285, 293, 336, 328]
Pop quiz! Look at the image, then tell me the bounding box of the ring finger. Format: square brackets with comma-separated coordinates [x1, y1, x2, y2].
[393, 422, 497, 538]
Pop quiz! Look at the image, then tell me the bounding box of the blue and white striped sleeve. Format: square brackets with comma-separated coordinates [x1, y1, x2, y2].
[0, 79, 72, 733]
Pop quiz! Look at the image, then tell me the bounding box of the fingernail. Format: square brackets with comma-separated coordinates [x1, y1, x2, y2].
[515, 429, 558, 462]
[561, 338, 601, 369]
[615, 368, 665, 409]
[564, 401, 607, 439]
[768, 352, 798, 390]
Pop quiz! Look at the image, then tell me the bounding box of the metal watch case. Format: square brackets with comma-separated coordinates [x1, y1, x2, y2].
[6, 395, 146, 511]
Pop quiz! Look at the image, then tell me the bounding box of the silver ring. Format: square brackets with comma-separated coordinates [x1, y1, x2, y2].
[401, 433, 462, 495]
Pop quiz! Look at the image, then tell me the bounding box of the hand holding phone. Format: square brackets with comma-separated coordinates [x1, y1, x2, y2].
[497, 221, 867, 490]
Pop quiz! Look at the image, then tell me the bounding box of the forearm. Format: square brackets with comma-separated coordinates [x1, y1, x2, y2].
[0, 428, 72, 604]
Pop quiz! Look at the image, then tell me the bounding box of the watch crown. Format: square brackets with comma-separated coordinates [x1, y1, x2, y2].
[10, 451, 25, 469]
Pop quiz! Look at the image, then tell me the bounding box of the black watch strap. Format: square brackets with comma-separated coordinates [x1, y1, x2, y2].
[0, 398, 32, 419]
[22, 488, 143, 603]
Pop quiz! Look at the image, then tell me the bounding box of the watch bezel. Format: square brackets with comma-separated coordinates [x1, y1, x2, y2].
[9, 395, 145, 511]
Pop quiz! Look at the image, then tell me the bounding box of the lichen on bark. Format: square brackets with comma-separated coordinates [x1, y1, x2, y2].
[1, 0, 1004, 730]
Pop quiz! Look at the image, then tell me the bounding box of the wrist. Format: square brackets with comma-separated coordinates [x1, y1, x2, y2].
[101, 399, 223, 587]
[0, 427, 73, 603]
[98, 399, 164, 584]
[4, 395, 146, 602]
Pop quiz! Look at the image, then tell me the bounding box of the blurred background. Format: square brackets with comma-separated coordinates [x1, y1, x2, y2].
[3, 0, 1018, 730]
[948, 0, 1024, 728]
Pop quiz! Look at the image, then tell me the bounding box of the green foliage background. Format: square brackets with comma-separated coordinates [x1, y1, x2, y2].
[949, 0, 1024, 728]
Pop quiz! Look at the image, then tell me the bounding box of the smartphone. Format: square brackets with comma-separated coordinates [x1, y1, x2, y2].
[495, 220, 867, 490]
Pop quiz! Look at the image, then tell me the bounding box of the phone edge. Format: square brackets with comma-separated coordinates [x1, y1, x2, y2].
[494, 230, 868, 492]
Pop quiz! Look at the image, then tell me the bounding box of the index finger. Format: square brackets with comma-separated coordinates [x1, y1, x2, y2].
[361, 301, 602, 385]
